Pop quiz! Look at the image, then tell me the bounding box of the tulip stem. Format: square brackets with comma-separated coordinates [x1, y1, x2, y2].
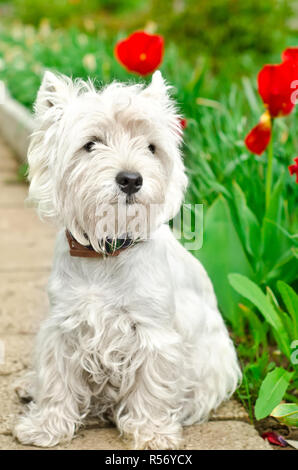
[265, 122, 274, 210]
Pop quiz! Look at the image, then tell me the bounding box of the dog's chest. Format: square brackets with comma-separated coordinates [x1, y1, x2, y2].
[81, 306, 138, 389]
[51, 240, 176, 393]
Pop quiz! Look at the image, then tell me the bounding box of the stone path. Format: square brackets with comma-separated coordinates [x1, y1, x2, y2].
[0, 134, 271, 450]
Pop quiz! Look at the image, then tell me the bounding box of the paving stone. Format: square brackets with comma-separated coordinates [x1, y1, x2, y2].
[0, 420, 271, 450]
[183, 421, 272, 450]
[0, 170, 27, 207]
[0, 428, 127, 450]
[0, 271, 49, 334]
[0, 207, 55, 271]
[0, 136, 20, 172]
[60, 428, 129, 450]
[210, 399, 249, 422]
[0, 374, 23, 434]
[0, 335, 34, 375]
[0, 434, 38, 450]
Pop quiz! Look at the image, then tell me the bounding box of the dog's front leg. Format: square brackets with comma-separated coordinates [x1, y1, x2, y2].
[13, 321, 88, 447]
[116, 327, 184, 450]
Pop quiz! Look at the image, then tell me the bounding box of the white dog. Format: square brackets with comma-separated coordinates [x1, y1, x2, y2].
[13, 70, 241, 449]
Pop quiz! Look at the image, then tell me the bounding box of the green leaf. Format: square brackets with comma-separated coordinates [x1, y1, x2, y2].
[271, 403, 298, 427]
[255, 368, 293, 420]
[240, 303, 268, 351]
[277, 281, 298, 340]
[245, 364, 263, 382]
[244, 354, 269, 382]
[195, 196, 253, 326]
[266, 248, 297, 284]
[263, 172, 285, 228]
[232, 181, 261, 258]
[206, 181, 232, 198]
[186, 61, 206, 95]
[266, 286, 280, 309]
[266, 286, 294, 340]
[261, 172, 286, 268]
[242, 76, 260, 113]
[228, 273, 290, 357]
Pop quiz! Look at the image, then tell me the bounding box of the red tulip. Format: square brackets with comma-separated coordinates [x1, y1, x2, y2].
[115, 31, 164, 76]
[245, 49, 298, 155]
[288, 157, 298, 183]
[282, 47, 298, 63]
[245, 47, 298, 207]
[245, 111, 272, 155]
[258, 61, 296, 117]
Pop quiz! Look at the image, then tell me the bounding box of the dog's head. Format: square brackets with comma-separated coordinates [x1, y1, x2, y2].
[28, 71, 187, 249]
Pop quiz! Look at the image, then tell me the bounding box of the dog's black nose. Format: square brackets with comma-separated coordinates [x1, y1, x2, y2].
[116, 171, 143, 195]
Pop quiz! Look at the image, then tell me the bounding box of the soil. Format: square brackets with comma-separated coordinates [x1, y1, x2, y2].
[255, 416, 298, 450]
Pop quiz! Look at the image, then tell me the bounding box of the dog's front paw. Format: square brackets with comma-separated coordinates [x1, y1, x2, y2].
[14, 377, 34, 404]
[138, 431, 183, 450]
[13, 414, 73, 448]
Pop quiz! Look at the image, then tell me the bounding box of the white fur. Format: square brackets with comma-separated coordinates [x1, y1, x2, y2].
[13, 71, 241, 449]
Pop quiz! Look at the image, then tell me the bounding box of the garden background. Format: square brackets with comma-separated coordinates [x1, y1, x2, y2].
[0, 0, 297, 438]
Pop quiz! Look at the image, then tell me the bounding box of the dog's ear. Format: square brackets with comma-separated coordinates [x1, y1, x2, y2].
[142, 70, 170, 101]
[34, 71, 73, 118]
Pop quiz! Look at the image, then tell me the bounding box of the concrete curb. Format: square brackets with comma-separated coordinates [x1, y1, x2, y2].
[0, 82, 34, 163]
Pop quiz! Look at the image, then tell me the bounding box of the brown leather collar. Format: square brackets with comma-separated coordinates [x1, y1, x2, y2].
[66, 230, 136, 258]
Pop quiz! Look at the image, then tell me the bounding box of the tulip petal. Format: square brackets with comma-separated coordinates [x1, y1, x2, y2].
[245, 114, 272, 155]
[288, 157, 298, 183]
[258, 61, 297, 117]
[282, 47, 298, 63]
[262, 432, 288, 447]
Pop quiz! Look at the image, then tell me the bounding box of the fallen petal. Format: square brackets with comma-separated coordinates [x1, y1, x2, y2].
[262, 432, 288, 447]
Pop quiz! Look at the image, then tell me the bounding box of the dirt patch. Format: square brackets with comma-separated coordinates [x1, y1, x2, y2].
[255, 416, 298, 450]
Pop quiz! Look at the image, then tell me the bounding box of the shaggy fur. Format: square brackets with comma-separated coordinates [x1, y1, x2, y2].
[13, 70, 241, 449]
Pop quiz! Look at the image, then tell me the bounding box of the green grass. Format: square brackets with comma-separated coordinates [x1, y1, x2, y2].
[0, 21, 297, 417]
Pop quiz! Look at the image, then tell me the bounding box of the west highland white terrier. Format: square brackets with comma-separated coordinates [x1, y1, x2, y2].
[13, 70, 241, 449]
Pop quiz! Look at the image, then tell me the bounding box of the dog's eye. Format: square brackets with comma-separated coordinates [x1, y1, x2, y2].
[148, 144, 156, 154]
[84, 141, 96, 152]
[83, 138, 103, 152]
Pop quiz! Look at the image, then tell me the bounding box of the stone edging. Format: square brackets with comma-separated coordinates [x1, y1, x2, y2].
[0, 82, 34, 163]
